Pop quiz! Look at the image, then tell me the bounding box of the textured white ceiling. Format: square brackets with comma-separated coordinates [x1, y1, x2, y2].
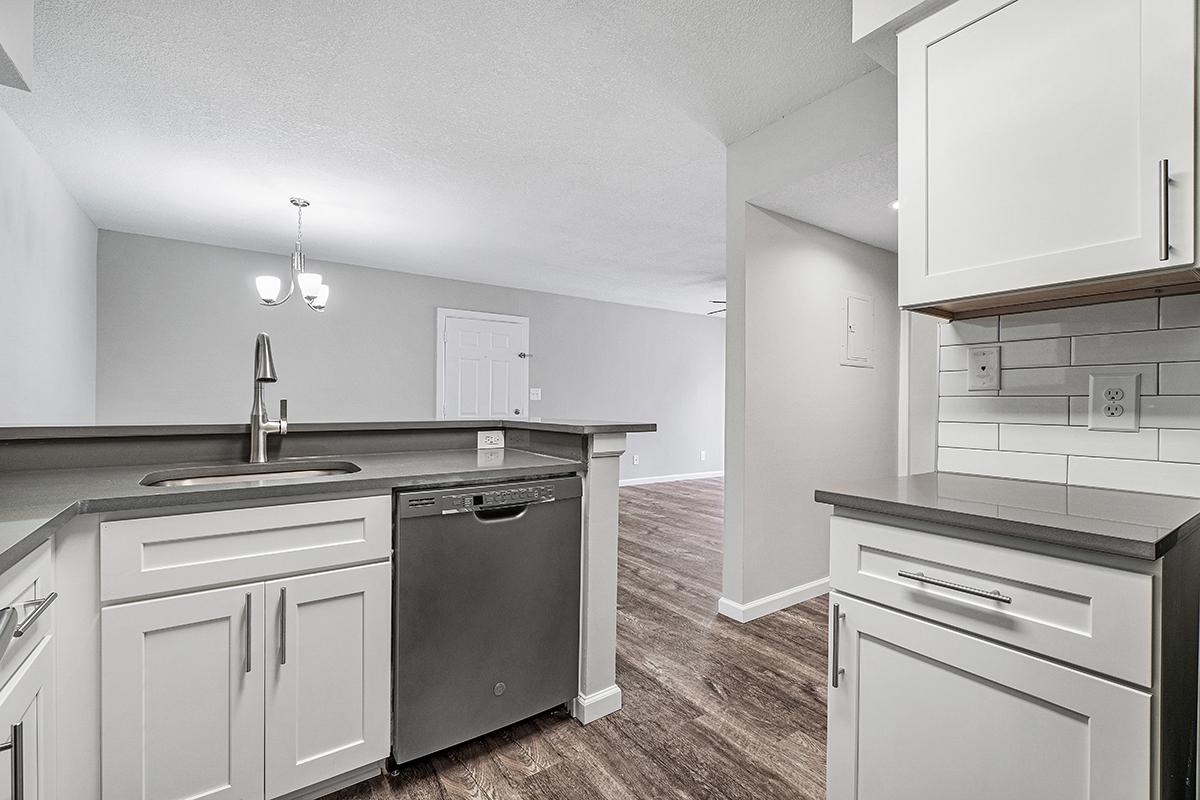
[1, 1, 878, 313]
[752, 144, 898, 252]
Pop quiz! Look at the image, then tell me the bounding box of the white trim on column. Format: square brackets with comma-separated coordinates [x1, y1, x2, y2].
[619, 470, 724, 487]
[571, 685, 623, 724]
[717, 576, 829, 623]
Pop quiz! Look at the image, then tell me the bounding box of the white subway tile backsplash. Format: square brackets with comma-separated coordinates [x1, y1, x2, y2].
[938, 422, 999, 450]
[999, 338, 1072, 368]
[999, 424, 1158, 460]
[939, 396, 1068, 425]
[998, 364, 1156, 396]
[999, 298, 1157, 342]
[1158, 362, 1200, 394]
[939, 317, 998, 345]
[1072, 328, 1200, 365]
[939, 448, 1067, 483]
[1139, 396, 1200, 429]
[1067, 456, 1200, 498]
[1158, 429, 1200, 463]
[940, 346, 968, 371]
[1160, 294, 1200, 329]
[936, 296, 1200, 492]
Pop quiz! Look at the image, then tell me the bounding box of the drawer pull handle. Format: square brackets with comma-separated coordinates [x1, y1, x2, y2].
[244, 592, 253, 674]
[13, 592, 58, 638]
[898, 571, 1012, 604]
[0, 722, 24, 800]
[1159, 158, 1171, 261]
[829, 602, 846, 689]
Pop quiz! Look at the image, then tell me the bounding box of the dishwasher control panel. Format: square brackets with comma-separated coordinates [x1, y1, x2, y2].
[397, 479, 577, 518]
[442, 484, 555, 512]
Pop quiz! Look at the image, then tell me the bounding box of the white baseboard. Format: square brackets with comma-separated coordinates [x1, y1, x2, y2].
[717, 577, 829, 623]
[571, 685, 623, 724]
[620, 470, 724, 487]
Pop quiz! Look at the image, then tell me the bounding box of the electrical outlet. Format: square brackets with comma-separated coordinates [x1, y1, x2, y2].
[632, 454, 640, 466]
[967, 345, 1001, 391]
[1088, 374, 1140, 432]
[529, 387, 542, 401]
[700, 450, 706, 462]
[477, 430, 505, 449]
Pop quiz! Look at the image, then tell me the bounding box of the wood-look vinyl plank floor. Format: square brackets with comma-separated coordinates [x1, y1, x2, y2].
[327, 478, 828, 800]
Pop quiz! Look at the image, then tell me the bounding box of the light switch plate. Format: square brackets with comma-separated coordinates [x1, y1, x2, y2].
[477, 430, 505, 449]
[1088, 374, 1140, 432]
[529, 387, 542, 401]
[967, 345, 1001, 391]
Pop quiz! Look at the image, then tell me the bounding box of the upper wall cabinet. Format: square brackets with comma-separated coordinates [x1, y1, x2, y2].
[897, 0, 1196, 314]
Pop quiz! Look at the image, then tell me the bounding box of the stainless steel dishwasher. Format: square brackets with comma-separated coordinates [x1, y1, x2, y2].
[393, 476, 582, 764]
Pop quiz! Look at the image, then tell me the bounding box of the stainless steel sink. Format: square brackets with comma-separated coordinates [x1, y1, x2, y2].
[141, 460, 361, 487]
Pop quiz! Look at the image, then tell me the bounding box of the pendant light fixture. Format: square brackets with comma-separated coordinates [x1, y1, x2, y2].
[256, 197, 329, 312]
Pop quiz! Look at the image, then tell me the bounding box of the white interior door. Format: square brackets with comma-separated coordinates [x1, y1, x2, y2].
[438, 310, 529, 420]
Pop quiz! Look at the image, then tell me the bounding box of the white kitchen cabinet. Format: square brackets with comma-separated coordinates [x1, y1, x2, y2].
[102, 583, 267, 800]
[897, 0, 1195, 311]
[264, 563, 391, 799]
[826, 593, 1150, 800]
[0, 637, 55, 800]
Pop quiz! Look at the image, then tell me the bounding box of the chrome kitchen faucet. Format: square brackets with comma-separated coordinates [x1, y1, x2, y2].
[250, 332, 287, 463]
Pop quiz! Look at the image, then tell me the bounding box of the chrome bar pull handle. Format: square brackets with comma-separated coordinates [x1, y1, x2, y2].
[279, 587, 287, 666]
[830, 602, 846, 689]
[1159, 158, 1171, 261]
[0, 722, 25, 800]
[898, 570, 1013, 604]
[14, 592, 57, 638]
[244, 592, 253, 674]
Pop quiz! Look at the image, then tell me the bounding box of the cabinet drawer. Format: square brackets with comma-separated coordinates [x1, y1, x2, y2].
[101, 496, 392, 602]
[0, 542, 55, 690]
[829, 515, 1153, 687]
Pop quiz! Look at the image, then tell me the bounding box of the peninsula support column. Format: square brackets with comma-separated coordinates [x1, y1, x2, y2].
[572, 432, 626, 723]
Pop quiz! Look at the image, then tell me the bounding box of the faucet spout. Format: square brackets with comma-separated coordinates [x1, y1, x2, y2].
[250, 333, 287, 463]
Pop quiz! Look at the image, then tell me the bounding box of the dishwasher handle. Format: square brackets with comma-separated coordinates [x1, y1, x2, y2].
[473, 504, 531, 523]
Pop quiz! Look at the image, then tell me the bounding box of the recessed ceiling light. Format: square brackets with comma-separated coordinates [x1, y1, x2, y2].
[889, 200, 900, 211]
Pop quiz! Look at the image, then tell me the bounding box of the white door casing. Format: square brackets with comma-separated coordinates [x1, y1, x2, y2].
[436, 308, 530, 420]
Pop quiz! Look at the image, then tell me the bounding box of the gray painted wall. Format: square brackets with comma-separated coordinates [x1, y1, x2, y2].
[723, 69, 901, 609]
[96, 231, 724, 481]
[0, 107, 97, 424]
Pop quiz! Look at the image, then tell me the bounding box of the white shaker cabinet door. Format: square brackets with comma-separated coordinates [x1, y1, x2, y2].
[897, 0, 1195, 308]
[0, 637, 55, 800]
[264, 563, 391, 799]
[102, 583, 266, 800]
[826, 593, 1150, 800]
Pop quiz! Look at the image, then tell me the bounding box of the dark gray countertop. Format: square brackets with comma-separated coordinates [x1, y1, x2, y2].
[0, 448, 582, 575]
[815, 471, 1200, 560]
[0, 418, 656, 440]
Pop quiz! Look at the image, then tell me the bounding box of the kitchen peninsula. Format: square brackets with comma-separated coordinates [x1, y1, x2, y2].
[0, 418, 653, 800]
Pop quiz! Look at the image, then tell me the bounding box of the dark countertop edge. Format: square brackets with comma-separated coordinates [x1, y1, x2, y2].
[0, 458, 584, 576]
[814, 488, 1178, 561]
[0, 420, 657, 441]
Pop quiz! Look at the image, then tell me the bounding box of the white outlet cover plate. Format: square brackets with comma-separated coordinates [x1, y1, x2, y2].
[967, 345, 1001, 391]
[529, 387, 542, 401]
[1088, 373, 1140, 432]
[477, 430, 505, 449]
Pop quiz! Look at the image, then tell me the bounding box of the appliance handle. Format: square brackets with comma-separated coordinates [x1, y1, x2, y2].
[473, 505, 530, 523]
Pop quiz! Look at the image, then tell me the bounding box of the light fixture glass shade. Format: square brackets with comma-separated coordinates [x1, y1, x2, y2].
[311, 283, 330, 310]
[256, 275, 282, 303]
[297, 272, 323, 300]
